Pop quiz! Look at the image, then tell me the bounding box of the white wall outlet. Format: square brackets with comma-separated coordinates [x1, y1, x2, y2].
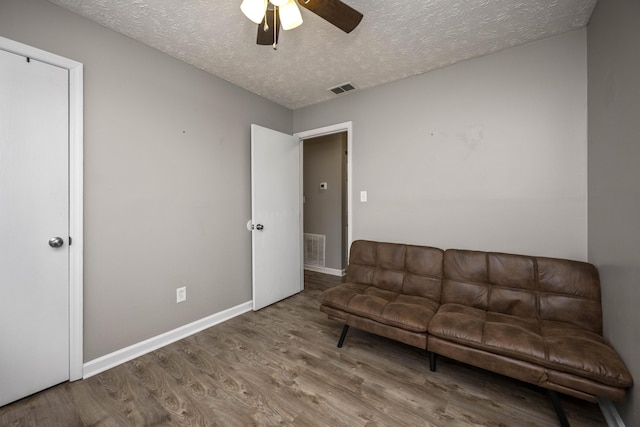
[176, 286, 186, 303]
[360, 190, 368, 202]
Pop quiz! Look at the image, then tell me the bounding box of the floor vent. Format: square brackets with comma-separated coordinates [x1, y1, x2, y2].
[329, 82, 356, 95]
[304, 233, 325, 267]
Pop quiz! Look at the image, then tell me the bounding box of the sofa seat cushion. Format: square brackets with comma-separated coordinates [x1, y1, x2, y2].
[429, 303, 633, 388]
[319, 283, 440, 333]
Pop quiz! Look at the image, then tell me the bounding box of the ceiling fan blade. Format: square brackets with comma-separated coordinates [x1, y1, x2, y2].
[297, 0, 363, 33]
[257, 8, 281, 45]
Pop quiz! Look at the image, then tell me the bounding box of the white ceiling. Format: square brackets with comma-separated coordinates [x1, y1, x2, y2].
[48, 0, 597, 110]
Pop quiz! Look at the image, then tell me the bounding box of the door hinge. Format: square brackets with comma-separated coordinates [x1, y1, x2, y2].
[69, 236, 72, 245]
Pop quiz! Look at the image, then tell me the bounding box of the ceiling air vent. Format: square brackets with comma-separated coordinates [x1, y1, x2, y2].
[329, 82, 356, 95]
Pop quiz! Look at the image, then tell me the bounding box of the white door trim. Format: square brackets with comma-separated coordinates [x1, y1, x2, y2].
[0, 36, 84, 381]
[295, 122, 353, 256]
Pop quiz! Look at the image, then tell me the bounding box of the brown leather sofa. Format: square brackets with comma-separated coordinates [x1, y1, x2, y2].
[319, 240, 633, 425]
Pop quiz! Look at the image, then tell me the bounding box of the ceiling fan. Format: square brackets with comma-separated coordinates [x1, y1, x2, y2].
[240, 0, 363, 49]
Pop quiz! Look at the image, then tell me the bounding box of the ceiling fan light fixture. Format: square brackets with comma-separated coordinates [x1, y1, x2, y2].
[246, 0, 363, 47]
[241, 0, 268, 24]
[279, 0, 303, 30]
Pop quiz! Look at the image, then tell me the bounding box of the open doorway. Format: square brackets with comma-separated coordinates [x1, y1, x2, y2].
[296, 122, 353, 277]
[302, 132, 347, 275]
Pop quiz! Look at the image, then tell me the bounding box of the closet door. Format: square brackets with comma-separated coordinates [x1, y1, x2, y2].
[0, 48, 70, 406]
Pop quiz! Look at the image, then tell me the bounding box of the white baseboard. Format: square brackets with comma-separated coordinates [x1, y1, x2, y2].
[304, 265, 345, 276]
[83, 300, 253, 379]
[598, 398, 626, 427]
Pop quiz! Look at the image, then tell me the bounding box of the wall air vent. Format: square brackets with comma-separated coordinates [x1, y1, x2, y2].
[329, 82, 356, 95]
[304, 233, 325, 267]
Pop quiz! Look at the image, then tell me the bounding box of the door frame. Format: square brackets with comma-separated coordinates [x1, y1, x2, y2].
[295, 122, 353, 268]
[0, 36, 84, 381]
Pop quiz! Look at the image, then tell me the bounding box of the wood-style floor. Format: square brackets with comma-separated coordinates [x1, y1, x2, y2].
[1, 271, 607, 426]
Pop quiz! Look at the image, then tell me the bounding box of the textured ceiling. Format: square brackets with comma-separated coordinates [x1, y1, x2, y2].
[47, 0, 597, 110]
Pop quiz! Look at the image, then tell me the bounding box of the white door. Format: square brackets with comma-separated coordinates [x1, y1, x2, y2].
[250, 124, 302, 310]
[0, 49, 70, 406]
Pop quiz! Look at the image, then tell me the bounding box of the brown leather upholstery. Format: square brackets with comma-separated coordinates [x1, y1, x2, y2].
[319, 240, 634, 403]
[440, 251, 603, 332]
[319, 240, 443, 346]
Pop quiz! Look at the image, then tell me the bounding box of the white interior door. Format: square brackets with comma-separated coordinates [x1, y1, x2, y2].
[0, 49, 70, 406]
[251, 124, 302, 310]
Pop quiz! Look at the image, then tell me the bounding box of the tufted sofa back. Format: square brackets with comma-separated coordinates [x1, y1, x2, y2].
[442, 249, 603, 334]
[346, 240, 444, 302]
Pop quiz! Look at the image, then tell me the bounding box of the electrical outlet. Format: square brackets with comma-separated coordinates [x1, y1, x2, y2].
[176, 286, 186, 303]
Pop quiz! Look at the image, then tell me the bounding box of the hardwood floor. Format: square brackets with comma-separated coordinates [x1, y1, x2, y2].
[1, 271, 607, 426]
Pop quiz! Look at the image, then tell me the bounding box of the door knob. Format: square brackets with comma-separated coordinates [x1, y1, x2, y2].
[256, 224, 264, 231]
[49, 237, 64, 248]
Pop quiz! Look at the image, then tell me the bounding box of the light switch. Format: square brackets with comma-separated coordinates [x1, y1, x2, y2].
[360, 191, 367, 202]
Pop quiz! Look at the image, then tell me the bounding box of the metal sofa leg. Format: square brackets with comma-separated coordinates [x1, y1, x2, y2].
[337, 325, 350, 348]
[429, 352, 436, 372]
[547, 389, 570, 427]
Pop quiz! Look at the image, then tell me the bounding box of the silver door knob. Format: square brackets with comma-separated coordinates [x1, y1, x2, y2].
[49, 237, 64, 248]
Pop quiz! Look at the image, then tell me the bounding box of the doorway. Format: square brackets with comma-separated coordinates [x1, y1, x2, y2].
[0, 37, 84, 390]
[296, 122, 353, 277]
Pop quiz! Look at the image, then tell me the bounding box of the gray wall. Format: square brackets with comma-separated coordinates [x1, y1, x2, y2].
[294, 30, 588, 261]
[588, 1, 640, 425]
[303, 133, 346, 270]
[0, 0, 292, 361]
